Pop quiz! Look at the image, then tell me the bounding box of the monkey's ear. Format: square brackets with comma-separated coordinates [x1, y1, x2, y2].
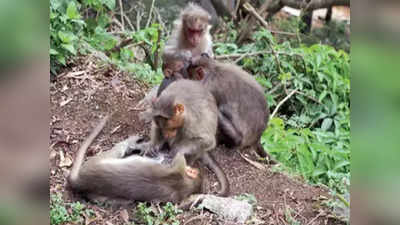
[195, 67, 205, 80]
[174, 103, 185, 115]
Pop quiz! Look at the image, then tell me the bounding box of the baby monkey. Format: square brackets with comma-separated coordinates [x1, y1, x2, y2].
[68, 116, 202, 203]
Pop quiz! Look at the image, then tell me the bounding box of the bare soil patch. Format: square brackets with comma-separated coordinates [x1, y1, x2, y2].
[50, 60, 344, 225]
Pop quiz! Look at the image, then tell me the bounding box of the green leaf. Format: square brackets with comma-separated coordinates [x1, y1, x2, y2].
[66, 2, 81, 20]
[50, 48, 59, 55]
[56, 55, 66, 65]
[318, 90, 328, 102]
[321, 118, 333, 131]
[61, 43, 77, 55]
[58, 31, 76, 43]
[101, 0, 115, 10]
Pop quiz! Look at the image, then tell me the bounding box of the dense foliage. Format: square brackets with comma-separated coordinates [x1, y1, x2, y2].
[215, 29, 350, 194]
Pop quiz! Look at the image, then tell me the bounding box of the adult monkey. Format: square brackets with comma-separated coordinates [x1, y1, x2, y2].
[68, 116, 202, 203]
[158, 3, 214, 97]
[188, 54, 273, 161]
[150, 79, 229, 196]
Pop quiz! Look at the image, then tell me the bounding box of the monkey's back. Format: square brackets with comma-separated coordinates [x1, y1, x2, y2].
[205, 63, 269, 147]
[72, 156, 196, 202]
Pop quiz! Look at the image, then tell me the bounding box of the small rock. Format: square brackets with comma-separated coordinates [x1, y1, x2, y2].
[200, 194, 253, 223]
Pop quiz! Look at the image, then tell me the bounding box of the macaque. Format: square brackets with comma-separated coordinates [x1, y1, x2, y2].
[150, 79, 229, 196]
[188, 54, 272, 160]
[68, 116, 202, 203]
[159, 3, 214, 96]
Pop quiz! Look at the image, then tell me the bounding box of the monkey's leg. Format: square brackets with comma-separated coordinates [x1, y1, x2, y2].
[201, 152, 229, 196]
[255, 142, 277, 164]
[217, 109, 243, 148]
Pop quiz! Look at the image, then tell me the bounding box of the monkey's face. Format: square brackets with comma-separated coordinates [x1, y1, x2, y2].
[153, 103, 185, 140]
[185, 167, 199, 179]
[184, 17, 207, 47]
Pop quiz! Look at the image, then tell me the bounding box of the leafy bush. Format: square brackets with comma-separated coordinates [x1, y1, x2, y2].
[50, 194, 86, 225]
[214, 28, 350, 194]
[50, 0, 164, 84]
[135, 202, 182, 225]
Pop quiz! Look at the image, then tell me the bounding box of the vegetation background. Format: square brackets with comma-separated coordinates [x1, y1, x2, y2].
[0, 0, 399, 225]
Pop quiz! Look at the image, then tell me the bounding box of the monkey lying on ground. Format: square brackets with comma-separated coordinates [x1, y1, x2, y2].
[149, 79, 229, 196]
[68, 116, 202, 203]
[188, 54, 274, 161]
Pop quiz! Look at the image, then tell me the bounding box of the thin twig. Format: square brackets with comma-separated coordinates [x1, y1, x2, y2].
[146, 0, 155, 28]
[243, 2, 268, 27]
[268, 83, 283, 95]
[153, 27, 162, 70]
[216, 50, 272, 60]
[118, 0, 124, 30]
[296, 91, 321, 104]
[112, 18, 124, 30]
[183, 214, 205, 225]
[306, 211, 324, 225]
[270, 89, 298, 119]
[269, 30, 297, 36]
[123, 14, 135, 31]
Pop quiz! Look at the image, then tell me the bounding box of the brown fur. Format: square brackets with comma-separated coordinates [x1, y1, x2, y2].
[159, 3, 214, 96]
[68, 120, 202, 203]
[150, 80, 229, 196]
[189, 55, 270, 158]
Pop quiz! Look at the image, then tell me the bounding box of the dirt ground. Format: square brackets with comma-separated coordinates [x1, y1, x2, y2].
[49, 59, 345, 225]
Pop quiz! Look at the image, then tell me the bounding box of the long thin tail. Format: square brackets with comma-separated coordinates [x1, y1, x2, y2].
[68, 114, 111, 185]
[202, 152, 229, 196]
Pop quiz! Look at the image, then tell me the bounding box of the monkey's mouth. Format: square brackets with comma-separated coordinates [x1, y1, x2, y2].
[188, 28, 203, 34]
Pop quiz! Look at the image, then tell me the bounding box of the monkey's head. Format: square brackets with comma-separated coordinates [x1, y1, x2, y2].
[181, 3, 211, 47]
[151, 97, 185, 140]
[171, 153, 203, 195]
[187, 53, 214, 80]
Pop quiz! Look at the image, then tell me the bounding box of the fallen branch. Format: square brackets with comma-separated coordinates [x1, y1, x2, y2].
[123, 14, 135, 31]
[215, 50, 272, 60]
[239, 153, 267, 170]
[243, 2, 268, 27]
[106, 38, 134, 56]
[270, 89, 298, 119]
[118, 0, 124, 31]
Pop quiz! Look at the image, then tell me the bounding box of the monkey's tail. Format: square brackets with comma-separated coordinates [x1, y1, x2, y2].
[68, 114, 111, 186]
[202, 152, 229, 197]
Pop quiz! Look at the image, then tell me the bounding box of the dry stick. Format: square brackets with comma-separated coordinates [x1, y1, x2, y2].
[216, 50, 272, 60]
[243, 2, 282, 73]
[123, 14, 135, 31]
[306, 211, 324, 225]
[146, 0, 155, 28]
[270, 89, 298, 119]
[112, 18, 124, 30]
[243, 2, 268, 27]
[118, 0, 124, 30]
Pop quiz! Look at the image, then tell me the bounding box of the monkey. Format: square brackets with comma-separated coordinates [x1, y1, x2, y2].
[149, 79, 229, 196]
[187, 54, 273, 161]
[136, 3, 214, 119]
[158, 3, 214, 95]
[67, 116, 202, 203]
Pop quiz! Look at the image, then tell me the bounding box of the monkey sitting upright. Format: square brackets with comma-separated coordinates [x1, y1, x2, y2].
[188, 54, 273, 161]
[68, 116, 202, 203]
[149, 79, 229, 196]
[159, 3, 214, 96]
